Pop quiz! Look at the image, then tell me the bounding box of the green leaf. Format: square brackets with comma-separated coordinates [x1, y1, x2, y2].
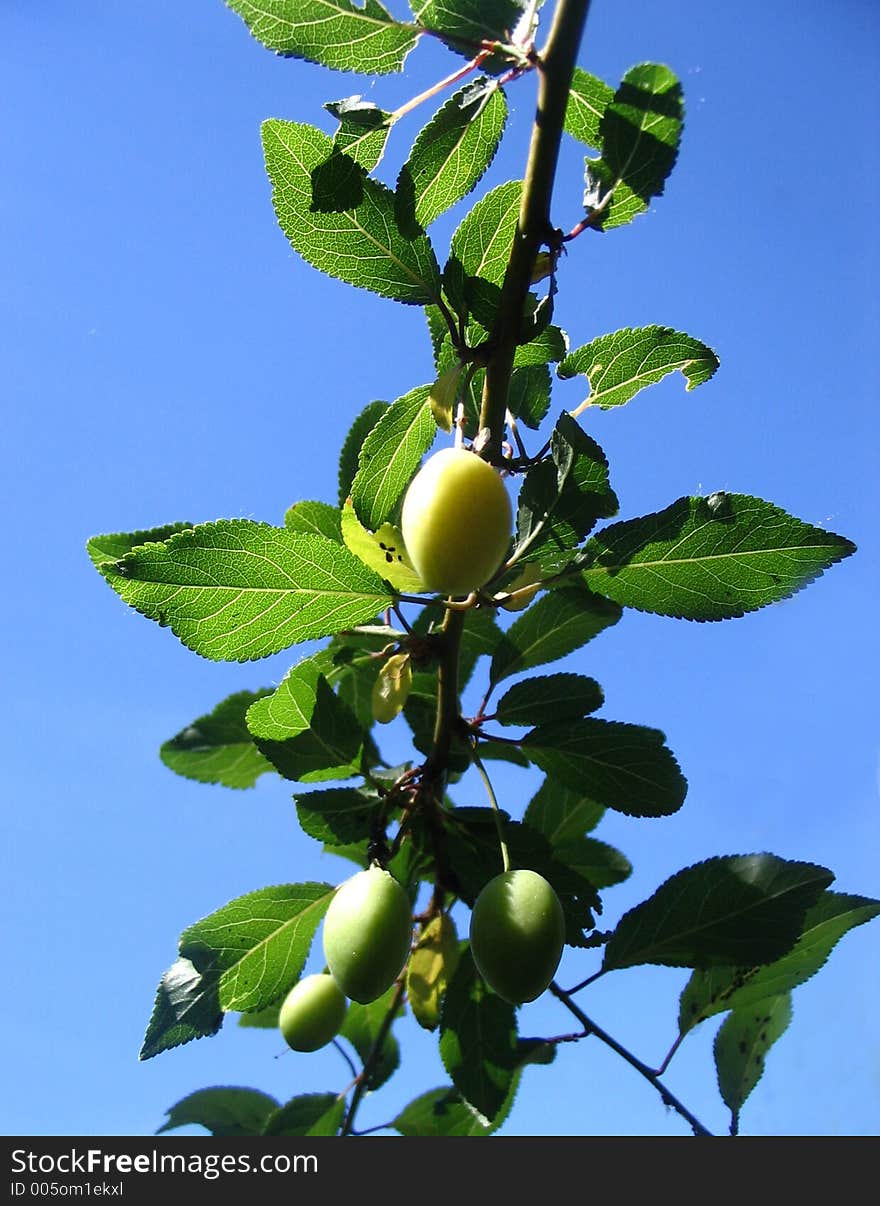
[246, 652, 365, 782]
[715, 995, 792, 1129]
[412, 0, 529, 50]
[558, 325, 719, 416]
[157, 1087, 279, 1137]
[338, 399, 389, 507]
[448, 179, 522, 328]
[340, 499, 424, 592]
[350, 384, 435, 529]
[262, 1093, 345, 1137]
[179, 882, 334, 1013]
[294, 785, 379, 846]
[428, 362, 464, 433]
[523, 777, 605, 842]
[99, 520, 392, 662]
[439, 949, 520, 1122]
[326, 97, 393, 172]
[507, 364, 552, 429]
[553, 837, 632, 890]
[284, 500, 343, 542]
[577, 495, 857, 621]
[516, 414, 618, 573]
[522, 718, 687, 819]
[490, 585, 621, 684]
[237, 1000, 281, 1029]
[262, 120, 441, 305]
[86, 522, 192, 568]
[393, 1039, 548, 1135]
[396, 79, 507, 233]
[495, 673, 603, 728]
[678, 891, 880, 1035]
[225, 0, 418, 75]
[564, 66, 614, 149]
[583, 63, 684, 229]
[513, 325, 568, 367]
[340, 985, 402, 1090]
[140, 956, 223, 1061]
[407, 914, 461, 1031]
[160, 690, 274, 789]
[392, 1087, 498, 1136]
[603, 855, 835, 972]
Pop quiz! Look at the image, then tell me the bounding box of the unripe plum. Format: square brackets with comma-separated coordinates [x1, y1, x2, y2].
[278, 973, 348, 1052]
[401, 447, 512, 596]
[322, 865, 413, 1004]
[469, 868, 565, 1004]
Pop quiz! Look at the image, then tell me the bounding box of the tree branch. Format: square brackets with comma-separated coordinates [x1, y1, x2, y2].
[478, 0, 593, 457]
[549, 983, 714, 1136]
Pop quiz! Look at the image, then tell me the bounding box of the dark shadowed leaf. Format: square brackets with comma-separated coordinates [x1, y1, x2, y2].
[603, 855, 834, 971]
[495, 673, 603, 728]
[160, 690, 274, 789]
[490, 586, 621, 684]
[157, 1087, 279, 1136]
[522, 718, 687, 818]
[678, 891, 880, 1035]
[439, 949, 520, 1122]
[294, 785, 380, 846]
[140, 957, 224, 1061]
[442, 809, 598, 944]
[524, 778, 605, 842]
[516, 414, 618, 573]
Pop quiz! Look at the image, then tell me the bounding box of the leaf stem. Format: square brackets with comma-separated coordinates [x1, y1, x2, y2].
[391, 50, 493, 123]
[549, 984, 714, 1136]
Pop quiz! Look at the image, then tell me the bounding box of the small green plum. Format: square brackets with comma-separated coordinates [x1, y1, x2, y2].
[278, 973, 348, 1052]
[469, 868, 565, 1005]
[322, 865, 413, 1004]
[401, 446, 512, 596]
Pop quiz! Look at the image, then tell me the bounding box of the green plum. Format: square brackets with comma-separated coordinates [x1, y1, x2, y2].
[322, 865, 413, 1004]
[401, 446, 512, 596]
[469, 868, 565, 1004]
[278, 973, 348, 1052]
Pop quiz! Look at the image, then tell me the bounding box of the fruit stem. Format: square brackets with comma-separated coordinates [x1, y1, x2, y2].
[478, 0, 593, 458]
[472, 748, 511, 873]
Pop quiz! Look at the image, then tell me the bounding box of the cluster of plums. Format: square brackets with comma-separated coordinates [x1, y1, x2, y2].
[278, 447, 563, 1054]
[278, 864, 566, 1052]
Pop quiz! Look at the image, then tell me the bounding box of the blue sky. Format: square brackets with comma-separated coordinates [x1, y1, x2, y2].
[2, 0, 878, 1137]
